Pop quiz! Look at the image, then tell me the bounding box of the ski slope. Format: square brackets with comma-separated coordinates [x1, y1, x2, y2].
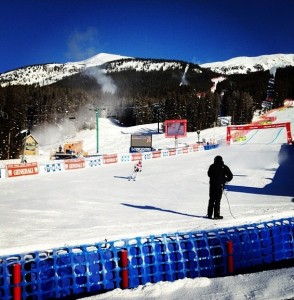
[0, 107, 294, 299]
[0, 107, 293, 255]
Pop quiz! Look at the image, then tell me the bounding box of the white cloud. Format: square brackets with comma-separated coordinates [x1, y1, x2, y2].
[66, 27, 100, 61]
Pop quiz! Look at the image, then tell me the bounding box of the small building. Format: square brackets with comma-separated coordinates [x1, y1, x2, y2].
[23, 134, 39, 156]
[63, 140, 83, 155]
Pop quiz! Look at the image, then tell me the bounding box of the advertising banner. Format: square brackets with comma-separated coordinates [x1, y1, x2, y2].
[182, 147, 189, 154]
[7, 162, 39, 178]
[39, 161, 64, 174]
[131, 153, 142, 161]
[152, 151, 162, 159]
[85, 156, 103, 167]
[64, 158, 85, 170]
[118, 154, 131, 163]
[142, 152, 152, 160]
[168, 149, 176, 156]
[103, 154, 118, 164]
[227, 122, 292, 144]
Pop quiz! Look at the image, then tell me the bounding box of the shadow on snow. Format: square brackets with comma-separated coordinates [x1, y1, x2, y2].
[121, 203, 206, 219]
[227, 144, 294, 197]
[114, 175, 131, 180]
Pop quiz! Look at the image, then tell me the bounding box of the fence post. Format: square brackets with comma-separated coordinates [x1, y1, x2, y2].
[226, 240, 234, 274]
[120, 249, 128, 289]
[13, 264, 21, 300]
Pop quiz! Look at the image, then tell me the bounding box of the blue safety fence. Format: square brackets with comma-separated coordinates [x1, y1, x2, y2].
[1, 217, 294, 299]
[203, 144, 219, 150]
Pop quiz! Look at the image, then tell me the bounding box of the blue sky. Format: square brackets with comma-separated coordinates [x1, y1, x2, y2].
[1, 0, 294, 73]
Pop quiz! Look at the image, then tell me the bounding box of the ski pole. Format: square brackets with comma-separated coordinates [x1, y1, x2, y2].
[223, 184, 236, 219]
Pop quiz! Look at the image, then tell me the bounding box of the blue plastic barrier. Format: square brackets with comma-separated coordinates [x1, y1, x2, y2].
[1, 218, 294, 299]
[204, 144, 219, 150]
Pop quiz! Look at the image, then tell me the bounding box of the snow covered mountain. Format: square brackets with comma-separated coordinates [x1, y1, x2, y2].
[200, 53, 294, 75]
[0, 52, 202, 87]
[0, 53, 131, 87]
[0, 53, 293, 87]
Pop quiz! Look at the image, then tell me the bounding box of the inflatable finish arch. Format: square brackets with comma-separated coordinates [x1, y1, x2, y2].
[227, 122, 292, 145]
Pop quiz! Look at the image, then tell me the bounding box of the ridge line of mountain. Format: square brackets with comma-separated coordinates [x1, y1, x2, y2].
[0, 52, 293, 87]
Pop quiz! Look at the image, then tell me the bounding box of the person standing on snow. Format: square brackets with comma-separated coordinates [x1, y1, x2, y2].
[207, 155, 233, 219]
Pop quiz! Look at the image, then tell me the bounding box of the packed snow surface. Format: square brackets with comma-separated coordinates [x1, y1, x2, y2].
[1, 107, 294, 299]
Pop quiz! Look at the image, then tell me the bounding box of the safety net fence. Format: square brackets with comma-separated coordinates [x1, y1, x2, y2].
[1, 217, 294, 299]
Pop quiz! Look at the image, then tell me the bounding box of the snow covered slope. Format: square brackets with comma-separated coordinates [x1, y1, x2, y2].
[0, 53, 131, 87]
[1, 106, 294, 256]
[1, 107, 294, 300]
[200, 53, 294, 75]
[1, 52, 293, 87]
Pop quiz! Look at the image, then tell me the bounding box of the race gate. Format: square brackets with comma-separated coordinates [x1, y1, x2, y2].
[226, 122, 292, 145]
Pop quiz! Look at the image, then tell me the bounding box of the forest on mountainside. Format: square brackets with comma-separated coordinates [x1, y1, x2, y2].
[0, 64, 294, 160]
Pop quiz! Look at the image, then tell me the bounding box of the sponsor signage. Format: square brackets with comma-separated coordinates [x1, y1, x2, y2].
[64, 158, 85, 170]
[168, 149, 176, 156]
[7, 162, 39, 178]
[131, 153, 143, 161]
[152, 151, 162, 158]
[229, 122, 289, 131]
[130, 147, 152, 153]
[103, 154, 118, 164]
[39, 162, 63, 174]
[227, 122, 292, 144]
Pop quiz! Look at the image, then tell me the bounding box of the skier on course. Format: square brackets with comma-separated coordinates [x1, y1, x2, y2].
[129, 160, 142, 181]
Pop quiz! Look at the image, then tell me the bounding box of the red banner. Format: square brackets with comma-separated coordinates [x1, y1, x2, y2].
[168, 149, 176, 156]
[131, 153, 142, 161]
[152, 151, 162, 158]
[64, 158, 85, 170]
[182, 147, 189, 154]
[103, 154, 118, 164]
[192, 144, 200, 151]
[229, 122, 289, 131]
[7, 162, 39, 177]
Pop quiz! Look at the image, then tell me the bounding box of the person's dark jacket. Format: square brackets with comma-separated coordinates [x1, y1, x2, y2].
[208, 156, 233, 186]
